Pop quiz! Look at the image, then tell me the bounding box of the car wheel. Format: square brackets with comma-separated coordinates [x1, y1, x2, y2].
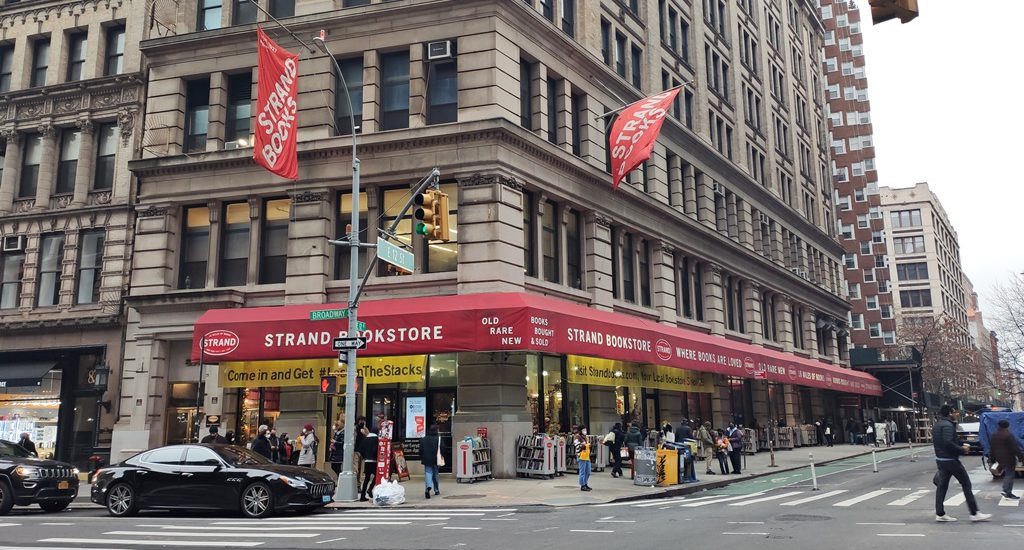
[39, 500, 71, 513]
[106, 483, 138, 517]
[240, 482, 274, 519]
[0, 479, 14, 515]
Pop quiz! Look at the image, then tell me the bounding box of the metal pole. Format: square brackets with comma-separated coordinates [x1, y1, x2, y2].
[872, 449, 878, 473]
[809, 452, 819, 491]
[314, 34, 360, 503]
[196, 339, 206, 443]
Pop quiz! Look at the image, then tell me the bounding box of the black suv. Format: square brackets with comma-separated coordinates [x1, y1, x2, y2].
[0, 439, 80, 515]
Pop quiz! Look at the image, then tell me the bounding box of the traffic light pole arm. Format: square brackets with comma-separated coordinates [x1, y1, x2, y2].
[349, 168, 439, 307]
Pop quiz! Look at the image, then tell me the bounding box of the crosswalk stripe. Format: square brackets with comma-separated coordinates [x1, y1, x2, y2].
[679, 493, 766, 507]
[780, 490, 848, 506]
[729, 491, 804, 507]
[943, 489, 980, 507]
[41, 539, 263, 548]
[834, 489, 892, 507]
[140, 525, 371, 531]
[998, 490, 1023, 507]
[888, 490, 930, 506]
[104, 531, 323, 538]
[633, 497, 691, 507]
[343, 509, 513, 513]
[220, 519, 434, 524]
[668, 495, 732, 506]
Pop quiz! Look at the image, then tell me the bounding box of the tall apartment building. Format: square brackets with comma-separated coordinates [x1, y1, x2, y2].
[818, 0, 896, 349]
[111, 0, 881, 473]
[0, 0, 148, 467]
[965, 277, 1008, 408]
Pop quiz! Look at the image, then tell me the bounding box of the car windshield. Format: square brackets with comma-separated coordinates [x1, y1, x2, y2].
[0, 440, 34, 458]
[214, 445, 273, 466]
[957, 423, 979, 432]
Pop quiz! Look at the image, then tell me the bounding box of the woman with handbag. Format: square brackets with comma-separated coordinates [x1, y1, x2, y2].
[420, 424, 444, 499]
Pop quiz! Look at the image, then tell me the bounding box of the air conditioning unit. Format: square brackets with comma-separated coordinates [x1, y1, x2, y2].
[427, 40, 454, 61]
[791, 268, 809, 280]
[2, 235, 24, 252]
[224, 142, 240, 150]
[712, 182, 726, 196]
[758, 213, 770, 224]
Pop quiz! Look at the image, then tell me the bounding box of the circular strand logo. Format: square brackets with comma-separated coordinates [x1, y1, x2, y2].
[202, 330, 240, 356]
[655, 339, 673, 361]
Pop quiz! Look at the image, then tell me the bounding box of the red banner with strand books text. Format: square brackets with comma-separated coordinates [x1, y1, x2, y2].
[254, 27, 299, 180]
[608, 88, 681, 189]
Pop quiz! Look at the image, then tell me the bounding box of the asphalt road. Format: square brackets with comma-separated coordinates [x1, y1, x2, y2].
[2, 449, 1023, 550]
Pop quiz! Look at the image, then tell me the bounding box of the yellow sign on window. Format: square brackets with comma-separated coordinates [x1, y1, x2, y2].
[565, 355, 713, 393]
[219, 355, 427, 388]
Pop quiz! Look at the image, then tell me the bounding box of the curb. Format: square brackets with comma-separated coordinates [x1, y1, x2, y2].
[326, 444, 914, 510]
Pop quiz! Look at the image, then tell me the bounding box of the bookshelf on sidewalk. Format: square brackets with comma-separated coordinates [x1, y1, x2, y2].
[515, 434, 556, 478]
[454, 436, 493, 483]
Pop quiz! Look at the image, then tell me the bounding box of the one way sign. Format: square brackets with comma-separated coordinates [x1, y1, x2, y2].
[333, 337, 368, 351]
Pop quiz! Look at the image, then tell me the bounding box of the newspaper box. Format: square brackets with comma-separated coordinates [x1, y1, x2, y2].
[633, 447, 657, 486]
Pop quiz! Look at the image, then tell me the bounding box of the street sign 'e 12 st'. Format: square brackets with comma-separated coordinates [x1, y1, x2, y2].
[377, 237, 414, 273]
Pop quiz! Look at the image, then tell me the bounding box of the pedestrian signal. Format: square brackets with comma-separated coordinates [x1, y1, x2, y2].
[320, 375, 338, 394]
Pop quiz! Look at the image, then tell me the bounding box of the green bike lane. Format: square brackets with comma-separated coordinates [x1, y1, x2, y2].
[711, 447, 922, 495]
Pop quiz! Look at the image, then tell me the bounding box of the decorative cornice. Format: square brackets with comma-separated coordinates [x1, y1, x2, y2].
[117, 108, 135, 146]
[456, 173, 524, 191]
[75, 119, 95, 134]
[292, 190, 326, 204]
[137, 205, 169, 218]
[0, 75, 144, 127]
[592, 213, 612, 228]
[38, 121, 57, 139]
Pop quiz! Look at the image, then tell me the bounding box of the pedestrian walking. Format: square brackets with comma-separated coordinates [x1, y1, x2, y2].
[624, 423, 643, 479]
[608, 422, 626, 478]
[933, 405, 991, 522]
[329, 420, 345, 476]
[200, 426, 226, 444]
[250, 425, 272, 459]
[354, 417, 369, 480]
[845, 418, 857, 445]
[889, 419, 898, 446]
[224, 430, 236, 445]
[661, 423, 675, 443]
[574, 427, 592, 491]
[989, 419, 1023, 499]
[298, 423, 318, 468]
[865, 422, 875, 447]
[419, 424, 443, 499]
[268, 429, 281, 463]
[278, 432, 292, 464]
[678, 419, 693, 441]
[17, 432, 37, 455]
[358, 429, 379, 502]
[699, 421, 716, 475]
[727, 423, 743, 474]
[715, 429, 730, 474]
[824, 423, 834, 447]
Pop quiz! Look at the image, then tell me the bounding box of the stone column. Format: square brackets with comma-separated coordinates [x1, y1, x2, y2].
[752, 381, 769, 428]
[361, 50, 380, 133]
[668, 154, 683, 211]
[683, 164, 697, 217]
[745, 282, 763, 344]
[710, 375, 731, 428]
[285, 191, 331, 305]
[409, 44, 426, 128]
[533, 63, 548, 141]
[84, 22, 103, 80]
[648, 145, 669, 203]
[783, 384, 799, 427]
[456, 175, 527, 294]
[71, 120, 96, 206]
[206, 72, 227, 151]
[702, 263, 726, 335]
[804, 307, 819, 358]
[726, 192, 739, 240]
[586, 212, 614, 311]
[296, 55, 334, 140]
[696, 172, 716, 229]
[0, 130, 22, 214]
[453, 351, 532, 479]
[771, 222, 784, 266]
[738, 200, 754, 250]
[652, 241, 677, 325]
[556, 78, 572, 152]
[776, 295, 795, 352]
[32, 123, 58, 211]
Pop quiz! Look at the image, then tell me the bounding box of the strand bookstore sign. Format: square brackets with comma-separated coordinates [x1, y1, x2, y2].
[193, 292, 881, 396]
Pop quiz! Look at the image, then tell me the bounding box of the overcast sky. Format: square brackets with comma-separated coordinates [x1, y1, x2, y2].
[858, 1, 1023, 311]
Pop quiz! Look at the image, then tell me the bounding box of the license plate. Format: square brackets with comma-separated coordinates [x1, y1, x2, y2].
[322, 495, 331, 503]
[58, 481, 69, 490]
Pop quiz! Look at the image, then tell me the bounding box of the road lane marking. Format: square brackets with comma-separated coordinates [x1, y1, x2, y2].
[634, 497, 692, 507]
[40, 540, 263, 547]
[728, 522, 765, 524]
[943, 490, 980, 507]
[781, 490, 848, 506]
[730, 491, 803, 506]
[0, 524, 19, 528]
[877, 534, 925, 537]
[679, 493, 766, 507]
[316, 538, 347, 544]
[426, 523, 447, 527]
[443, 527, 481, 530]
[998, 490, 1023, 507]
[834, 490, 892, 507]
[496, 513, 516, 518]
[141, 525, 370, 531]
[570, 530, 614, 533]
[345, 509, 510, 513]
[480, 518, 518, 521]
[104, 531, 323, 538]
[888, 490, 931, 506]
[596, 520, 635, 523]
[533, 527, 559, 532]
[39, 523, 74, 526]
[212, 520, 412, 526]
[857, 523, 906, 526]
[722, 532, 768, 536]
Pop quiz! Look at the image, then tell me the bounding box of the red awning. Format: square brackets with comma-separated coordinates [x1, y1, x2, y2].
[191, 292, 881, 396]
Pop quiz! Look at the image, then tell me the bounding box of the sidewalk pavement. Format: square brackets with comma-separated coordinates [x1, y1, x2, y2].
[329, 442, 918, 508]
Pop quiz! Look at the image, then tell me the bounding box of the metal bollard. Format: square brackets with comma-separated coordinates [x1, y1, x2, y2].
[909, 440, 917, 462]
[809, 452, 819, 491]
[872, 449, 878, 473]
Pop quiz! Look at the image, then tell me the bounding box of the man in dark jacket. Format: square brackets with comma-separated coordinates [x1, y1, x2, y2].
[990, 419, 1023, 499]
[17, 432, 37, 456]
[933, 406, 990, 522]
[200, 426, 226, 444]
[609, 423, 626, 478]
[358, 431, 379, 502]
[726, 424, 743, 474]
[250, 425, 272, 459]
[624, 424, 643, 479]
[677, 420, 693, 441]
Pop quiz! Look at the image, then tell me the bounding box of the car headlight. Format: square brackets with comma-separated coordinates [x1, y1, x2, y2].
[15, 466, 40, 479]
[279, 475, 308, 488]
[72, 467, 81, 477]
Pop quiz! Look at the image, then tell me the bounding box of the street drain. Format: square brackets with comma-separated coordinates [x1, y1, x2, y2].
[775, 514, 832, 522]
[443, 494, 485, 500]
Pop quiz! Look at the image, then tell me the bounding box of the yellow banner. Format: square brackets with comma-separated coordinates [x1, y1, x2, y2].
[219, 355, 427, 388]
[566, 355, 713, 393]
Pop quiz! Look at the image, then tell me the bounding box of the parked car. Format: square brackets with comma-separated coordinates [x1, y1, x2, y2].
[956, 422, 982, 455]
[91, 444, 335, 518]
[0, 439, 80, 515]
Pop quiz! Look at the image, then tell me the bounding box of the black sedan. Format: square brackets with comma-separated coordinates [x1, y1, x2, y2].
[0, 440, 80, 515]
[91, 444, 335, 518]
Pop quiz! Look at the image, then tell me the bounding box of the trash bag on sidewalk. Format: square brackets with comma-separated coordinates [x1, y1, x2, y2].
[371, 480, 406, 506]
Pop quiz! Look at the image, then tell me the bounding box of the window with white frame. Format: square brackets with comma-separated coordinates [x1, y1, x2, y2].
[866, 295, 878, 310]
[869, 323, 881, 338]
[844, 253, 857, 269]
[848, 282, 861, 299]
[863, 269, 875, 283]
[882, 330, 896, 345]
[832, 139, 846, 154]
[850, 313, 864, 329]
[857, 214, 868, 229]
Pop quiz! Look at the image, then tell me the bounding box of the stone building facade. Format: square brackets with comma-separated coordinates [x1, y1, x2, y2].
[112, 0, 875, 474]
[0, 0, 146, 467]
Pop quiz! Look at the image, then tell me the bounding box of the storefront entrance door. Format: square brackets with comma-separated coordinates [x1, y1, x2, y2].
[643, 391, 660, 431]
[369, 390, 398, 428]
[429, 390, 455, 472]
[166, 408, 199, 445]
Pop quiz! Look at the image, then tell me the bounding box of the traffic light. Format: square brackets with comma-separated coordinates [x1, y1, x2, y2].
[320, 375, 338, 394]
[413, 188, 452, 242]
[869, 0, 919, 25]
